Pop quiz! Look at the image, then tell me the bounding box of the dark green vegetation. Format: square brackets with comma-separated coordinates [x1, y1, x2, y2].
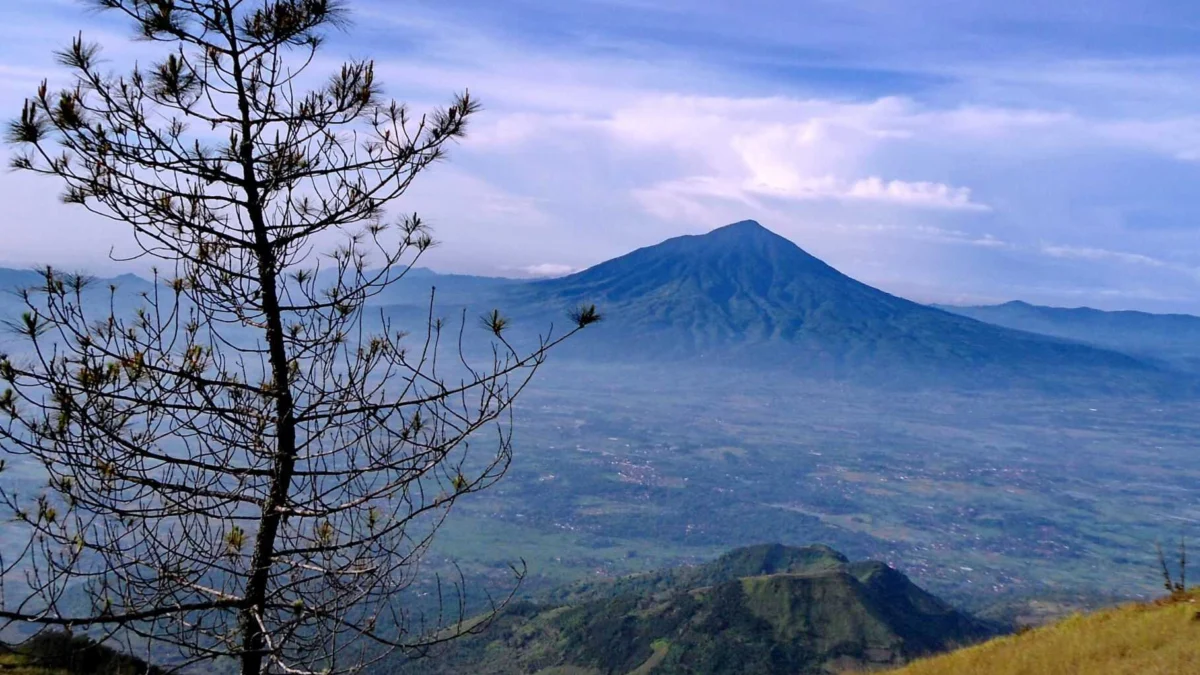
[0, 632, 164, 675]
[391, 545, 996, 675]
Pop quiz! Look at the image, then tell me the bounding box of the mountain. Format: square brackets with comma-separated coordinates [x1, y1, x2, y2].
[391, 544, 998, 675]
[0, 269, 154, 350]
[0, 268, 151, 292]
[936, 300, 1200, 371]
[0, 268, 50, 291]
[0, 222, 1177, 389]
[514, 221, 1156, 384]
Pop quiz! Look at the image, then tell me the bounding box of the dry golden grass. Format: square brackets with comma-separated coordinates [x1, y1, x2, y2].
[887, 593, 1200, 675]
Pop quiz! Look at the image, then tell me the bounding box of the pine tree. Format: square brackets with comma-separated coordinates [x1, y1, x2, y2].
[0, 2, 599, 674]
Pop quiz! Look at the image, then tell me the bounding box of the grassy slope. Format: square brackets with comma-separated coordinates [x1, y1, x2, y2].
[887, 593, 1200, 675]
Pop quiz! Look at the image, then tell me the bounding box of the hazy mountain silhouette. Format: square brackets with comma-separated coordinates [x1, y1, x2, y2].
[0, 268, 154, 349]
[0, 222, 1174, 387]
[937, 300, 1200, 372]
[520, 221, 1154, 382]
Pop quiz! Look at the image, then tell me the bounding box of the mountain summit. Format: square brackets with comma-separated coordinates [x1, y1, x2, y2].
[537, 219, 844, 307]
[529, 221, 1150, 381]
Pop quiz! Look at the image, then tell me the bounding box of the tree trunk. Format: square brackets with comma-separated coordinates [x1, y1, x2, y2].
[225, 5, 299, 671]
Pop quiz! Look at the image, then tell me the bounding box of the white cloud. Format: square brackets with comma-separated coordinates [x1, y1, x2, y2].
[591, 94, 993, 218]
[635, 174, 987, 220]
[840, 223, 1009, 248]
[843, 177, 988, 210]
[1037, 244, 1200, 285]
[1040, 244, 1170, 268]
[518, 263, 578, 278]
[1096, 118, 1200, 162]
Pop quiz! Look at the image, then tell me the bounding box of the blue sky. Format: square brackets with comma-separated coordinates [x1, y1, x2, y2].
[4, 1, 1200, 311]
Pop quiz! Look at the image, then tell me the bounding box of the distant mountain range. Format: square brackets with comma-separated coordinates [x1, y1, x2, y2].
[936, 300, 1200, 372]
[390, 544, 998, 675]
[2, 220, 1197, 390]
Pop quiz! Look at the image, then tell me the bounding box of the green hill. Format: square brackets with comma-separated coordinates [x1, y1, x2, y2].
[390, 544, 996, 675]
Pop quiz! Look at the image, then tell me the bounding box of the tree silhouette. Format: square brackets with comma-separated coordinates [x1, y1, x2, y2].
[0, 2, 599, 674]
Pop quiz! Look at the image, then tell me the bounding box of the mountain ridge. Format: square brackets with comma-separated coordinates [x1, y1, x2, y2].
[937, 300, 1200, 371]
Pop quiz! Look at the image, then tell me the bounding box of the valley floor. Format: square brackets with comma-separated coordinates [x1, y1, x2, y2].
[424, 364, 1200, 617]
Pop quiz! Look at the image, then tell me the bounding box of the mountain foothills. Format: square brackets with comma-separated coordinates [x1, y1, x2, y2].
[389, 544, 997, 675]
